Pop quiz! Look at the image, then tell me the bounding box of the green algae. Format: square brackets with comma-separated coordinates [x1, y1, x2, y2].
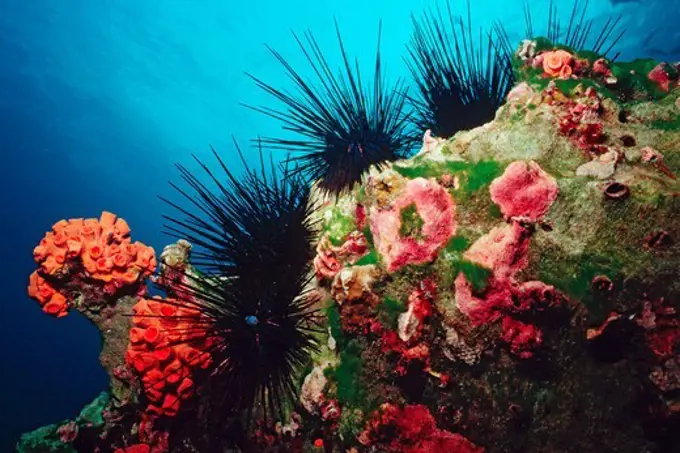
[517, 62, 617, 101]
[323, 207, 356, 245]
[466, 161, 503, 192]
[16, 393, 110, 453]
[531, 175, 680, 322]
[612, 59, 670, 101]
[534, 249, 623, 319]
[515, 37, 674, 105]
[488, 203, 503, 219]
[599, 190, 680, 278]
[362, 224, 374, 247]
[399, 203, 425, 240]
[393, 160, 502, 200]
[456, 260, 493, 293]
[446, 235, 471, 252]
[355, 249, 379, 266]
[650, 113, 680, 131]
[16, 425, 76, 453]
[557, 78, 615, 99]
[326, 303, 347, 349]
[325, 340, 378, 422]
[324, 303, 372, 407]
[532, 37, 554, 53]
[438, 235, 491, 293]
[78, 392, 108, 427]
[357, 186, 366, 204]
[575, 49, 600, 63]
[393, 160, 451, 179]
[355, 222, 379, 265]
[377, 296, 406, 330]
[329, 340, 367, 406]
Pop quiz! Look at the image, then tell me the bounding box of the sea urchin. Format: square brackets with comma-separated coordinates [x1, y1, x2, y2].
[406, 1, 514, 139]
[157, 143, 320, 429]
[246, 20, 416, 195]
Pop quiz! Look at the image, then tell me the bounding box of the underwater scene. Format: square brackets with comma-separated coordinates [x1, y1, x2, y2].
[1, 0, 679, 451]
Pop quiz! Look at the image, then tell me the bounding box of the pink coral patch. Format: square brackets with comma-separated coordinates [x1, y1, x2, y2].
[454, 275, 513, 326]
[647, 63, 671, 92]
[463, 222, 531, 281]
[501, 317, 543, 358]
[489, 161, 558, 222]
[370, 178, 456, 272]
[454, 221, 532, 327]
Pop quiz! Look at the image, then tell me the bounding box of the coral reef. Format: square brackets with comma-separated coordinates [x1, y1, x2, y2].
[126, 296, 213, 417]
[16, 19, 680, 453]
[28, 212, 156, 317]
[298, 32, 679, 453]
[369, 176, 456, 272]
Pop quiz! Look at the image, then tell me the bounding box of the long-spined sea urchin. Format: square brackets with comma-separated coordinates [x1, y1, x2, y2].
[246, 21, 416, 195]
[405, 1, 514, 139]
[156, 142, 320, 430]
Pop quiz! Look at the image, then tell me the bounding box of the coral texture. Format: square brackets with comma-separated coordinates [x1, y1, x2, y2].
[370, 177, 456, 272]
[125, 297, 213, 417]
[488, 160, 559, 222]
[27, 211, 156, 316]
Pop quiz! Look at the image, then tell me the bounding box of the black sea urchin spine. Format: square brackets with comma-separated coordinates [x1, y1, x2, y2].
[406, 1, 514, 138]
[522, 0, 624, 58]
[160, 142, 315, 276]
[157, 142, 320, 426]
[246, 20, 416, 195]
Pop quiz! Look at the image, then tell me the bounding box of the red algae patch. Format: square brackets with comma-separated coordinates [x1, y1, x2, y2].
[370, 178, 456, 272]
[464, 222, 531, 281]
[359, 403, 483, 453]
[455, 275, 514, 326]
[489, 161, 559, 222]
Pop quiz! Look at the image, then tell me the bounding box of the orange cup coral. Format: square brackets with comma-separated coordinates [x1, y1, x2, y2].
[27, 211, 157, 317]
[542, 49, 574, 79]
[27, 272, 68, 318]
[125, 297, 213, 418]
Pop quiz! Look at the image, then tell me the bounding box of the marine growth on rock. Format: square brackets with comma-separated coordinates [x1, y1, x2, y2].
[15, 4, 680, 453]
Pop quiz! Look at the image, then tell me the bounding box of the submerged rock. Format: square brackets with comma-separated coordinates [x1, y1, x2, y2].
[17, 31, 680, 453]
[307, 35, 679, 453]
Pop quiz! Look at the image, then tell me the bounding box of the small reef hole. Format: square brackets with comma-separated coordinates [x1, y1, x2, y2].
[592, 275, 614, 293]
[619, 134, 636, 147]
[603, 181, 630, 200]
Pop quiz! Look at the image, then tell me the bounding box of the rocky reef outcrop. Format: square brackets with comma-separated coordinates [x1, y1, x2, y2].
[16, 37, 680, 453]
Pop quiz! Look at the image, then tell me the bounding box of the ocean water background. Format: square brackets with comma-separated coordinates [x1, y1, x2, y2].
[0, 0, 678, 449]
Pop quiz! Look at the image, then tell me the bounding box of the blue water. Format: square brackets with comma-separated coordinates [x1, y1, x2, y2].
[0, 0, 678, 450]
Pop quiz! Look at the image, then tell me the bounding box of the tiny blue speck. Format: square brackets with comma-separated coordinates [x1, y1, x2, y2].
[245, 315, 259, 326]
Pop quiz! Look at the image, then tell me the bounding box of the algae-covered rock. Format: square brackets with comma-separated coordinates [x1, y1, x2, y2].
[15, 22, 680, 453]
[16, 425, 76, 453]
[309, 39, 679, 453]
[17, 393, 109, 453]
